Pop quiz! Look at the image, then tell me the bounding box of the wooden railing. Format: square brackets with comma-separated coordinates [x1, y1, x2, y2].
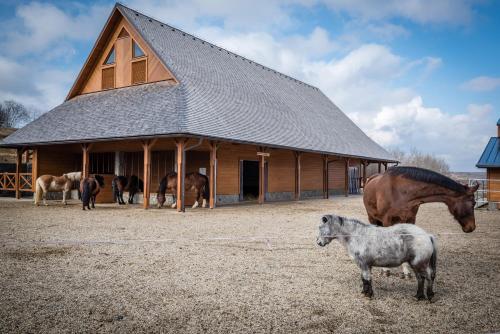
[0, 173, 33, 192]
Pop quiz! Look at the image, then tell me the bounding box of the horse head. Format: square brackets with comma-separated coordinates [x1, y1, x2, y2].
[94, 175, 105, 187]
[449, 183, 479, 233]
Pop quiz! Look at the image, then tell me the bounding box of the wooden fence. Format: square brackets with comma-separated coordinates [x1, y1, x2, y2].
[0, 173, 33, 192]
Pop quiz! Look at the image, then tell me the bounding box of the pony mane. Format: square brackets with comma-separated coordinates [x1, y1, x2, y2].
[386, 166, 466, 194]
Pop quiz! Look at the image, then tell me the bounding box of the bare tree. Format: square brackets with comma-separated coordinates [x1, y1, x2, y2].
[0, 100, 30, 128]
[388, 148, 450, 174]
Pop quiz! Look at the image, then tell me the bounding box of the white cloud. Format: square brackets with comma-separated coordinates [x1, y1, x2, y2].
[367, 98, 494, 170]
[461, 76, 500, 92]
[318, 0, 479, 25]
[2, 2, 110, 56]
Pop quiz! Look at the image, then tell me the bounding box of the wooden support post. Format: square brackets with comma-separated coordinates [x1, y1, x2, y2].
[383, 162, 388, 172]
[362, 161, 367, 189]
[344, 158, 349, 197]
[378, 162, 381, 174]
[323, 155, 329, 199]
[176, 139, 187, 212]
[142, 139, 157, 209]
[31, 148, 38, 192]
[258, 153, 265, 204]
[294, 151, 301, 200]
[209, 141, 218, 209]
[15, 148, 22, 199]
[81, 143, 93, 178]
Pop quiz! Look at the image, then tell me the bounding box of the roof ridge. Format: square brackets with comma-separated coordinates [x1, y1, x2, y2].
[116, 2, 319, 91]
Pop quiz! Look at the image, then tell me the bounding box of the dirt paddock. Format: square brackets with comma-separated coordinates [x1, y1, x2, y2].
[1, 196, 499, 333]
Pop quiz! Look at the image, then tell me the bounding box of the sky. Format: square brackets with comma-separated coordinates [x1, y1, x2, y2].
[0, 0, 499, 171]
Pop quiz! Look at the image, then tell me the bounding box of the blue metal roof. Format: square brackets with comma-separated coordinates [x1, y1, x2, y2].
[476, 137, 500, 168]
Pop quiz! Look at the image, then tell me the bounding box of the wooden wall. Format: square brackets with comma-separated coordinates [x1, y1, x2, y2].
[300, 153, 322, 191]
[268, 149, 295, 193]
[488, 168, 500, 202]
[38, 146, 81, 176]
[79, 17, 174, 95]
[216, 143, 259, 195]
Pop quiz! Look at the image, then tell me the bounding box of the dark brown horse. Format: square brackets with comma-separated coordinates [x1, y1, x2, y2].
[364, 166, 478, 278]
[112, 175, 143, 204]
[157, 172, 209, 209]
[363, 166, 478, 233]
[80, 175, 104, 210]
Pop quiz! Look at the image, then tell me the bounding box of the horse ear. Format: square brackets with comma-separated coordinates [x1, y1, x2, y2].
[467, 182, 479, 194]
[338, 216, 344, 226]
[321, 216, 329, 224]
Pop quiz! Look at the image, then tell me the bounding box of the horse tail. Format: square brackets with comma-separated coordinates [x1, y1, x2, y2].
[203, 175, 209, 200]
[429, 235, 437, 280]
[34, 178, 43, 205]
[81, 180, 91, 209]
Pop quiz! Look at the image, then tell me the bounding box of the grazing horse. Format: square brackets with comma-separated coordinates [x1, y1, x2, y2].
[317, 214, 437, 300]
[112, 175, 143, 204]
[80, 175, 104, 210]
[363, 166, 478, 278]
[34, 172, 82, 206]
[157, 172, 209, 209]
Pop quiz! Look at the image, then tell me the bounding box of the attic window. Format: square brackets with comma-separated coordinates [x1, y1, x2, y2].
[102, 67, 115, 90]
[132, 40, 145, 58]
[103, 47, 115, 65]
[132, 59, 146, 84]
[118, 28, 130, 39]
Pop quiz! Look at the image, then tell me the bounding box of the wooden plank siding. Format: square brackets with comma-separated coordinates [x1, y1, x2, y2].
[38, 147, 82, 176]
[79, 16, 175, 96]
[328, 158, 361, 193]
[489, 168, 500, 202]
[300, 153, 323, 191]
[268, 149, 295, 193]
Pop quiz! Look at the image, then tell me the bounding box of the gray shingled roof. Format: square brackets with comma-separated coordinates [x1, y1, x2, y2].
[3, 3, 393, 161]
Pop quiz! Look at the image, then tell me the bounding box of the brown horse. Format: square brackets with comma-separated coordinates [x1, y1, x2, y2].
[80, 175, 104, 210]
[112, 175, 143, 205]
[363, 166, 478, 232]
[157, 172, 209, 209]
[364, 166, 478, 278]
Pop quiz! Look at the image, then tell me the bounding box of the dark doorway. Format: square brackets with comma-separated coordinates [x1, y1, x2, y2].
[240, 160, 259, 201]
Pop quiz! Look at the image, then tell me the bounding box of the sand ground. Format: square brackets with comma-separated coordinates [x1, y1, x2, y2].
[0, 196, 499, 333]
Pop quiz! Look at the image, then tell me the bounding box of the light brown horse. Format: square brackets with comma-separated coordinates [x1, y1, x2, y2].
[157, 172, 209, 209]
[363, 166, 478, 233]
[79, 175, 104, 210]
[34, 172, 82, 206]
[363, 166, 478, 278]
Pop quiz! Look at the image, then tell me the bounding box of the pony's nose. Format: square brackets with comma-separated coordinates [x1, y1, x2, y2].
[462, 224, 476, 233]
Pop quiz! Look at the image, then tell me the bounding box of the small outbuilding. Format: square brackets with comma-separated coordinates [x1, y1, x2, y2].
[476, 118, 500, 210]
[1, 3, 395, 210]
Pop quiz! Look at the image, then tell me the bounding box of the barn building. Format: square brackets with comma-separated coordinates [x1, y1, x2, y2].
[1, 3, 394, 210]
[476, 118, 500, 210]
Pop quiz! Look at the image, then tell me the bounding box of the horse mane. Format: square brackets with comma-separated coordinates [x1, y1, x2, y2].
[94, 175, 105, 187]
[386, 166, 466, 194]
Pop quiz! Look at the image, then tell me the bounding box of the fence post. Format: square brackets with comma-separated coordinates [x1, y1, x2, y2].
[15, 148, 22, 199]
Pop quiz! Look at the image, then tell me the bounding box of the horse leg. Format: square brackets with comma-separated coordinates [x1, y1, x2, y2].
[400, 262, 412, 279]
[62, 190, 67, 205]
[360, 265, 374, 298]
[91, 195, 96, 209]
[425, 266, 435, 301]
[192, 190, 200, 209]
[414, 271, 426, 300]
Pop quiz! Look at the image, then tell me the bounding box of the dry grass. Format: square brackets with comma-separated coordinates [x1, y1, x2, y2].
[0, 196, 499, 333]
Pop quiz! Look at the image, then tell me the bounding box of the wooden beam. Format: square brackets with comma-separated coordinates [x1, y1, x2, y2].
[209, 141, 218, 209]
[362, 161, 367, 189]
[15, 148, 22, 199]
[294, 151, 301, 201]
[31, 148, 38, 192]
[176, 139, 187, 212]
[81, 143, 93, 178]
[258, 153, 265, 204]
[378, 162, 381, 174]
[142, 139, 157, 209]
[323, 155, 329, 199]
[344, 158, 349, 197]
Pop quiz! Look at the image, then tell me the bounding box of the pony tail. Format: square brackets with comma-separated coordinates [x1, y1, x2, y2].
[34, 178, 43, 205]
[203, 175, 210, 200]
[81, 180, 91, 209]
[430, 235, 437, 280]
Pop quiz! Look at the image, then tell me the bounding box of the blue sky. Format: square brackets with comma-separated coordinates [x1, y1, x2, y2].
[0, 0, 499, 171]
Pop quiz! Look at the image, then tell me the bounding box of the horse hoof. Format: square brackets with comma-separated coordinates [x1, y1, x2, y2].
[415, 294, 426, 301]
